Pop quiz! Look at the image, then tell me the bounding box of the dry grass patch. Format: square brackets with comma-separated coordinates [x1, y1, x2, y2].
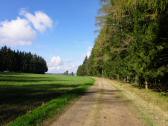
[107, 79, 168, 126]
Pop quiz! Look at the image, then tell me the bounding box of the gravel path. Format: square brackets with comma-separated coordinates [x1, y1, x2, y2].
[48, 78, 146, 126]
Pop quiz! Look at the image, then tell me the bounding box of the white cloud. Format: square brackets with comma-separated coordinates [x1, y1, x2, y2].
[47, 56, 78, 73]
[47, 56, 63, 72]
[50, 56, 62, 66]
[21, 10, 53, 32]
[0, 17, 36, 46]
[0, 10, 53, 46]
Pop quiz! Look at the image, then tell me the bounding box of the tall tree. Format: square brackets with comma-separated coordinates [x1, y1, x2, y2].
[77, 0, 168, 91]
[0, 46, 48, 74]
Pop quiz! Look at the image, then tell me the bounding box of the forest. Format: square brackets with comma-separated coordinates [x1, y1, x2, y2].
[77, 0, 168, 91]
[0, 46, 48, 74]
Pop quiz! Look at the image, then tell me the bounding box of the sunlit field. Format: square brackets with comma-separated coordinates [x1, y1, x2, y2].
[0, 72, 94, 126]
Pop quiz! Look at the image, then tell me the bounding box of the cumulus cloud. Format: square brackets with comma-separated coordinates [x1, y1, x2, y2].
[0, 10, 53, 46]
[47, 56, 78, 73]
[50, 56, 62, 66]
[0, 17, 36, 46]
[21, 10, 53, 32]
[47, 56, 63, 71]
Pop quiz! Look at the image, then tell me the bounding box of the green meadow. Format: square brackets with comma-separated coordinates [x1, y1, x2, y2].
[0, 72, 94, 126]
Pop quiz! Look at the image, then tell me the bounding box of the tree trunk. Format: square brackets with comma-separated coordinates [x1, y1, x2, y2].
[117, 75, 120, 80]
[135, 75, 138, 84]
[126, 76, 129, 83]
[145, 80, 148, 89]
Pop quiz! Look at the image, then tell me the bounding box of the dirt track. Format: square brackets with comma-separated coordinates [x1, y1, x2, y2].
[48, 78, 146, 126]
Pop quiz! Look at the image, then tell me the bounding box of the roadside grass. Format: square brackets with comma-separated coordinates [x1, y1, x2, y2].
[0, 72, 95, 126]
[111, 80, 168, 111]
[108, 79, 168, 126]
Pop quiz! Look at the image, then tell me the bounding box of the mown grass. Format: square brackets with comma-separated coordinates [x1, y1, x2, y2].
[109, 79, 168, 126]
[0, 72, 94, 126]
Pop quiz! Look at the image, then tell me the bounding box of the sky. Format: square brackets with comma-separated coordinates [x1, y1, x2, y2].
[0, 0, 100, 73]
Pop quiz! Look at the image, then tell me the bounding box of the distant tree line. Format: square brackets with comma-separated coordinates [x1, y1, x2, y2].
[63, 70, 75, 76]
[77, 0, 168, 91]
[0, 46, 48, 74]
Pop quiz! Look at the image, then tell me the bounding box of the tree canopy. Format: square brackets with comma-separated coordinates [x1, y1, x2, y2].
[77, 0, 168, 91]
[0, 46, 48, 74]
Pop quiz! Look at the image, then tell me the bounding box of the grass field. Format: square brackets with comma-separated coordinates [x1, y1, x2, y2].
[0, 72, 94, 126]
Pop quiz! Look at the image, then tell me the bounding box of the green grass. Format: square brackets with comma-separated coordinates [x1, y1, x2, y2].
[0, 72, 95, 126]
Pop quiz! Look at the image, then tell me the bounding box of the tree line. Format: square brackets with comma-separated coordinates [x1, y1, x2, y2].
[77, 0, 168, 91]
[0, 46, 48, 74]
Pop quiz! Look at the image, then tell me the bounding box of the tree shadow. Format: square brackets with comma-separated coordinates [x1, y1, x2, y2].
[0, 79, 92, 125]
[74, 88, 132, 106]
[0, 75, 71, 83]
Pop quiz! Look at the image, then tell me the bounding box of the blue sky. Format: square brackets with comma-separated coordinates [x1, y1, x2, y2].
[0, 0, 100, 73]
